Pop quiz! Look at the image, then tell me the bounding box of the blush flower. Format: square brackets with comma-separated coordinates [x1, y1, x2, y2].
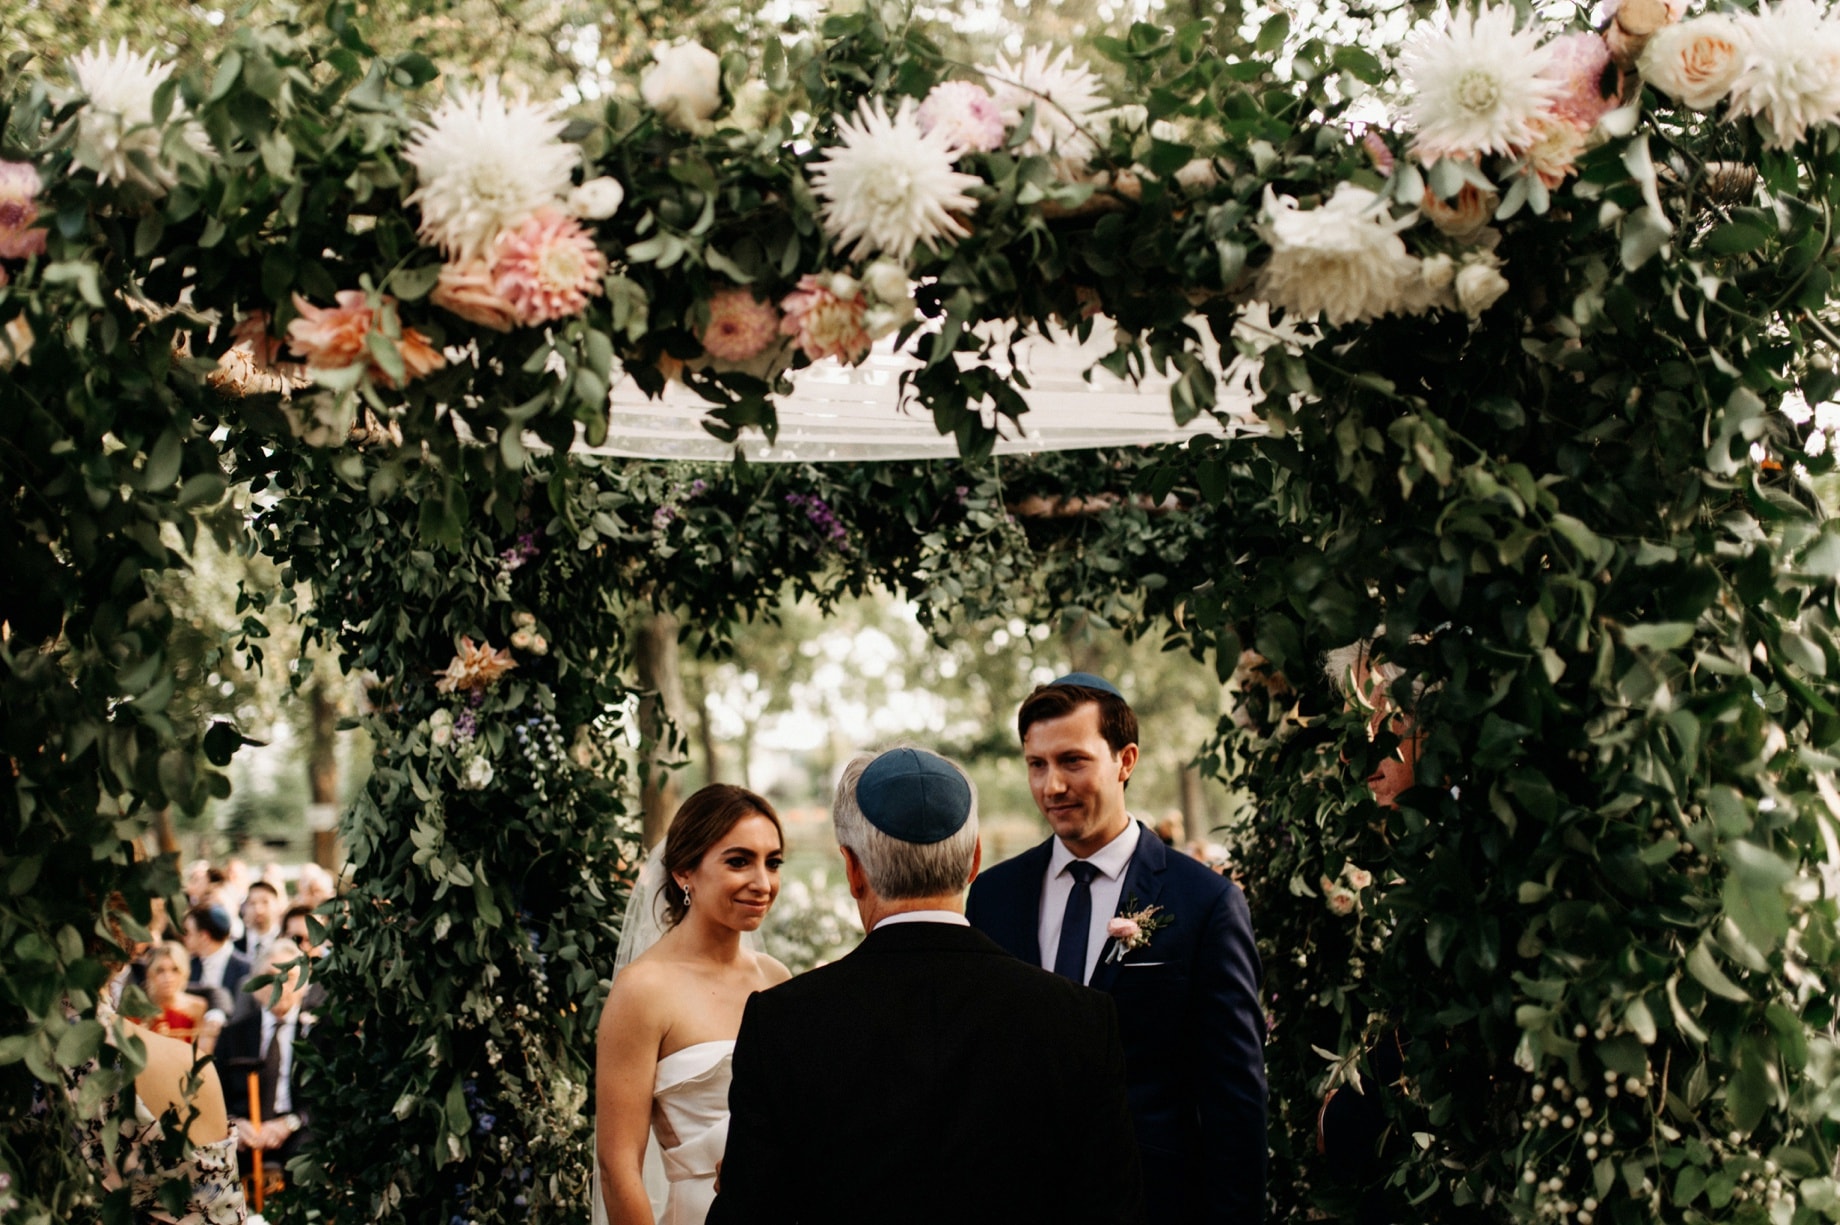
[403, 82, 580, 263]
[0, 163, 46, 259]
[1257, 184, 1422, 326]
[779, 273, 872, 363]
[1513, 113, 1589, 188]
[1400, 6, 1562, 163]
[1326, 887, 1358, 916]
[916, 81, 1008, 156]
[809, 97, 981, 262]
[490, 208, 606, 326]
[1106, 917, 1141, 942]
[286, 292, 445, 388]
[1728, 0, 1840, 150]
[432, 259, 519, 332]
[1545, 32, 1619, 130]
[434, 636, 519, 695]
[700, 288, 780, 363]
[1640, 15, 1747, 111]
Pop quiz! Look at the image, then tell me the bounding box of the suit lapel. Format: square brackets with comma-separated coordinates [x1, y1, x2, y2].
[1089, 824, 1168, 994]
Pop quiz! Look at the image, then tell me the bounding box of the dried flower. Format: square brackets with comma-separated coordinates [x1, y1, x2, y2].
[490, 208, 606, 326]
[916, 80, 1008, 156]
[403, 82, 579, 263]
[0, 162, 46, 259]
[779, 273, 872, 363]
[809, 97, 980, 262]
[700, 288, 781, 362]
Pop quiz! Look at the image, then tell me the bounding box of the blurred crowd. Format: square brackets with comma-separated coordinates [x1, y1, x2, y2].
[125, 858, 340, 1181]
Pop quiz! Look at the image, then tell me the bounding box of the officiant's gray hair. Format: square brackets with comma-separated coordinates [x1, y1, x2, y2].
[832, 746, 980, 900]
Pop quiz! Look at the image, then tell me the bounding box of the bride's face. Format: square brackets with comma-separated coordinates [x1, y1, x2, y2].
[680, 813, 784, 932]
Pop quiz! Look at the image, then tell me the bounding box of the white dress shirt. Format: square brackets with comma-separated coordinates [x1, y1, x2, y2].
[873, 910, 970, 930]
[1038, 818, 1142, 985]
[261, 1007, 301, 1115]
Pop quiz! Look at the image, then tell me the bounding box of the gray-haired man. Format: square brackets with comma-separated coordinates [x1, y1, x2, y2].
[708, 746, 1145, 1225]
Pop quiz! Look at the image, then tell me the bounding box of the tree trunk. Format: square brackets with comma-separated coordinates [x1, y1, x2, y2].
[1179, 762, 1209, 841]
[307, 673, 342, 870]
[687, 663, 722, 788]
[635, 611, 689, 848]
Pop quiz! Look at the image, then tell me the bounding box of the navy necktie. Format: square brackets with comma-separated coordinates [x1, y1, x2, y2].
[1053, 861, 1101, 984]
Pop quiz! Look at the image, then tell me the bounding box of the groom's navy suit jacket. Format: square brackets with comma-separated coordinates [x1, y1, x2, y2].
[708, 920, 1146, 1225]
[967, 825, 1268, 1224]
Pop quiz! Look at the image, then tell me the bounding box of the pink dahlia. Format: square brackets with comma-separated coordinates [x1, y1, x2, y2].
[700, 289, 780, 362]
[0, 162, 46, 259]
[491, 208, 606, 327]
[433, 259, 519, 333]
[778, 274, 871, 363]
[916, 81, 1007, 156]
[287, 291, 445, 389]
[1545, 33, 1619, 130]
[1515, 113, 1589, 188]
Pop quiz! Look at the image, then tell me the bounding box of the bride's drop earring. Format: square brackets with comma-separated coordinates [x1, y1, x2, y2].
[683, 884, 693, 908]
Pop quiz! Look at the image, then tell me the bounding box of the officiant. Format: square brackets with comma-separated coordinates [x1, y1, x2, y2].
[710, 745, 1145, 1224]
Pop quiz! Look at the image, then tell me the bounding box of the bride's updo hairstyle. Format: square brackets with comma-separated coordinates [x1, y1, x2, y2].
[660, 784, 783, 928]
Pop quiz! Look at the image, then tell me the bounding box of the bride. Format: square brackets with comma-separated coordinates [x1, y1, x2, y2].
[594, 784, 790, 1225]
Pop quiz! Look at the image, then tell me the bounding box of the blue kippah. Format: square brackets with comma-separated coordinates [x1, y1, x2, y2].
[1050, 671, 1124, 700]
[857, 748, 972, 845]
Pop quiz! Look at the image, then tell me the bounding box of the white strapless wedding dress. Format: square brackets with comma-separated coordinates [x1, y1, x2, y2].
[593, 1040, 734, 1225]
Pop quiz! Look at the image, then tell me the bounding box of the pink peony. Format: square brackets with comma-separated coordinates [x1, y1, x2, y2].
[700, 289, 780, 362]
[0, 161, 46, 259]
[1106, 917, 1141, 942]
[1545, 33, 1619, 130]
[778, 274, 872, 363]
[491, 208, 606, 326]
[432, 259, 519, 332]
[916, 81, 1008, 156]
[286, 291, 445, 389]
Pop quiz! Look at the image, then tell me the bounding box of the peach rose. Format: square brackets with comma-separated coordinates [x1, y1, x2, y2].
[1638, 16, 1746, 111]
[432, 260, 518, 333]
[287, 291, 444, 389]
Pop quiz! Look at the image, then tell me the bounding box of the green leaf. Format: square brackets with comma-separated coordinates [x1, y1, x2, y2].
[143, 431, 184, 493]
[1686, 940, 1749, 1001]
[1622, 622, 1695, 650]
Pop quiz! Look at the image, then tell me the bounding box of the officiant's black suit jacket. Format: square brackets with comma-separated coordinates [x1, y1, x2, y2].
[707, 920, 1146, 1225]
[968, 825, 1269, 1225]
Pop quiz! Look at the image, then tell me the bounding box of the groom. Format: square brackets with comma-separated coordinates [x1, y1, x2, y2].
[709, 746, 1145, 1224]
[967, 674, 1268, 1224]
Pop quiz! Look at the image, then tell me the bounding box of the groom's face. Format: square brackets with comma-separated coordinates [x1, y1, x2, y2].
[1023, 702, 1138, 857]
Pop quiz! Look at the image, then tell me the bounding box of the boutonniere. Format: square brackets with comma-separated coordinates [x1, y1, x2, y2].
[1103, 898, 1171, 964]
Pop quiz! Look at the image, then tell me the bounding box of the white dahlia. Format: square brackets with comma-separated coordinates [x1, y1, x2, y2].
[809, 97, 981, 262]
[1400, 6, 1562, 163]
[1257, 185, 1423, 326]
[69, 41, 198, 194]
[1727, 0, 1840, 151]
[979, 47, 1108, 170]
[403, 82, 580, 263]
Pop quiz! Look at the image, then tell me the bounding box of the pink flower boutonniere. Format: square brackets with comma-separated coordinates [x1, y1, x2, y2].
[1103, 898, 1172, 965]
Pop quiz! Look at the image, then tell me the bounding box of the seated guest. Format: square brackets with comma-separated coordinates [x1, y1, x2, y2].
[217, 939, 319, 1175]
[281, 904, 325, 959]
[142, 941, 209, 1046]
[185, 903, 251, 1017]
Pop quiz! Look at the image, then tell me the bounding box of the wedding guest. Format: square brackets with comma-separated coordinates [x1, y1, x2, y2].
[220, 859, 251, 943]
[293, 863, 336, 911]
[143, 941, 208, 1046]
[185, 903, 251, 1014]
[282, 905, 325, 959]
[968, 674, 1267, 1225]
[218, 938, 319, 1176]
[236, 881, 283, 965]
[710, 747, 1145, 1225]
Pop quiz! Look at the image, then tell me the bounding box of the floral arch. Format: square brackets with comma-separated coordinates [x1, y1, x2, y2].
[5, 2, 1840, 1223]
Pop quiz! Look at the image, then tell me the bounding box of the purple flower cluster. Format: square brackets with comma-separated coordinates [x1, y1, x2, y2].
[498, 531, 541, 572]
[454, 708, 479, 742]
[785, 492, 849, 548]
[652, 504, 678, 531]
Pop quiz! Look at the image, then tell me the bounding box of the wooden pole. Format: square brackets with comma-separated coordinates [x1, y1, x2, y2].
[247, 1072, 264, 1215]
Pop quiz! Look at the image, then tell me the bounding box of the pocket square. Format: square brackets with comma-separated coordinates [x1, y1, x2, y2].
[1119, 960, 1167, 968]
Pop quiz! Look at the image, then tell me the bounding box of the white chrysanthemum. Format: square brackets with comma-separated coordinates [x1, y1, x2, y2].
[69, 41, 195, 194]
[1400, 6, 1562, 162]
[809, 98, 981, 262]
[1727, 0, 1840, 151]
[403, 82, 580, 263]
[980, 47, 1108, 170]
[1257, 185, 1423, 326]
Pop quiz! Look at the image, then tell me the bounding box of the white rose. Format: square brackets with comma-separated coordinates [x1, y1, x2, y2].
[1639, 16, 1746, 111]
[827, 272, 862, 300]
[460, 754, 495, 791]
[1421, 253, 1456, 291]
[640, 43, 723, 132]
[568, 176, 625, 220]
[1455, 258, 1511, 318]
[510, 629, 533, 650]
[428, 709, 454, 749]
[1173, 158, 1221, 191]
[862, 259, 910, 305]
